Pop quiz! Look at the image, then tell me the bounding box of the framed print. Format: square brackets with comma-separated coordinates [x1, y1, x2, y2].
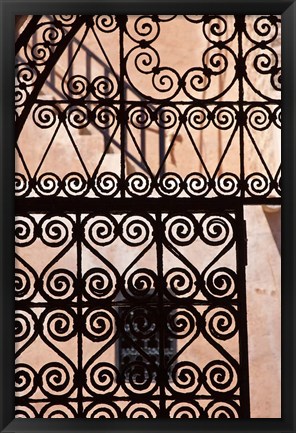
[0, 0, 295, 432]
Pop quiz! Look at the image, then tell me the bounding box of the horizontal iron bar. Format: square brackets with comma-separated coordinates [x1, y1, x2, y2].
[15, 197, 281, 213]
[34, 99, 282, 106]
[15, 299, 239, 308]
[20, 395, 241, 403]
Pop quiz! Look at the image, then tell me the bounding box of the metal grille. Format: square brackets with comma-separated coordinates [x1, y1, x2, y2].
[117, 307, 177, 375]
[15, 14, 281, 418]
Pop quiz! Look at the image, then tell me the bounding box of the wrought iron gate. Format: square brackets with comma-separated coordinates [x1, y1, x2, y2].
[15, 14, 281, 418]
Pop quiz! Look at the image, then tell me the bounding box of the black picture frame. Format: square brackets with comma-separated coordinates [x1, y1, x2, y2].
[0, 0, 295, 432]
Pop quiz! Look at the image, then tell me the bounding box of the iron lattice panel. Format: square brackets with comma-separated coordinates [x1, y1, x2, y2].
[15, 14, 281, 201]
[15, 209, 248, 418]
[15, 14, 281, 419]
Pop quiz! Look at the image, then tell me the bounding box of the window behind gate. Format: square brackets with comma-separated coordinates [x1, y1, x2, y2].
[15, 14, 281, 418]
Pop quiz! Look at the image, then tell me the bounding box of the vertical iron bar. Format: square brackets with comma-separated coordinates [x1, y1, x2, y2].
[159, 108, 165, 176]
[85, 52, 91, 137]
[119, 17, 126, 197]
[104, 67, 109, 151]
[236, 16, 250, 416]
[236, 207, 250, 417]
[155, 212, 166, 417]
[141, 98, 146, 164]
[76, 213, 83, 417]
[237, 15, 245, 200]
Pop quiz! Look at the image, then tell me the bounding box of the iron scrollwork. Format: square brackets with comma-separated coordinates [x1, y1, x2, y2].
[15, 14, 281, 418]
[15, 210, 247, 417]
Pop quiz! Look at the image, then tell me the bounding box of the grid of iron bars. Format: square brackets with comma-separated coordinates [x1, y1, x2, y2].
[15, 14, 281, 418]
